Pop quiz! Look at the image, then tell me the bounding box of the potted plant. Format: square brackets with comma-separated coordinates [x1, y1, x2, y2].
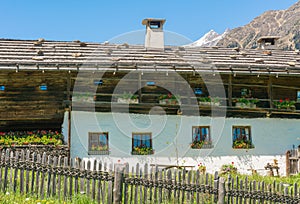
[274, 98, 296, 111]
[198, 96, 220, 106]
[233, 140, 254, 149]
[197, 163, 206, 174]
[159, 93, 181, 105]
[234, 98, 259, 108]
[220, 162, 237, 175]
[191, 140, 203, 149]
[117, 92, 139, 104]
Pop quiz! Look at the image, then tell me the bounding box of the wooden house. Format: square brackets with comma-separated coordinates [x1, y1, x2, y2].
[1, 19, 300, 174]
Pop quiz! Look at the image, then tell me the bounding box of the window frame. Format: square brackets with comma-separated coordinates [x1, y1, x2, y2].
[88, 132, 109, 155]
[232, 126, 254, 149]
[132, 132, 153, 155]
[191, 126, 213, 149]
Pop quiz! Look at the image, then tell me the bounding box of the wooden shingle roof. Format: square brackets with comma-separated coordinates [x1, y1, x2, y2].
[0, 39, 300, 75]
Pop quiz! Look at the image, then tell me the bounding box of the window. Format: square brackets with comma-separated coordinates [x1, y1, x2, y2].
[132, 133, 153, 155]
[39, 84, 47, 91]
[0, 85, 4, 91]
[297, 91, 300, 101]
[88, 132, 109, 155]
[191, 126, 212, 149]
[232, 126, 254, 149]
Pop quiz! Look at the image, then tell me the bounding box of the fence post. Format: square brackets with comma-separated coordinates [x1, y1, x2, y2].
[113, 164, 125, 204]
[218, 177, 225, 204]
[286, 151, 290, 177]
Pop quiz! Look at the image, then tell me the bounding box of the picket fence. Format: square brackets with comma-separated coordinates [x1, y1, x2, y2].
[0, 149, 300, 203]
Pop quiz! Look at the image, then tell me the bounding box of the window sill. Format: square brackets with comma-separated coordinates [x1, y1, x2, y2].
[191, 144, 214, 149]
[88, 150, 110, 155]
[131, 150, 154, 155]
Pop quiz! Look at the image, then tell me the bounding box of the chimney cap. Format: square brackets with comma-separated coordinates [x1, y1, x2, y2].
[257, 36, 280, 43]
[142, 18, 166, 26]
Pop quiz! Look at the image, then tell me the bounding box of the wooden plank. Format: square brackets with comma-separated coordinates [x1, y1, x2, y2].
[30, 152, 36, 195]
[129, 166, 134, 204]
[153, 165, 158, 204]
[52, 156, 58, 197]
[143, 163, 148, 204]
[40, 152, 47, 199]
[3, 149, 10, 192]
[0, 150, 3, 192]
[180, 169, 185, 204]
[25, 150, 31, 194]
[86, 160, 91, 198]
[74, 158, 79, 195]
[107, 163, 113, 204]
[80, 160, 85, 195]
[218, 177, 226, 204]
[96, 160, 102, 204]
[9, 151, 13, 191]
[57, 156, 62, 200]
[19, 150, 25, 193]
[134, 163, 139, 204]
[63, 157, 68, 200]
[69, 158, 73, 199]
[46, 155, 52, 198]
[13, 151, 19, 193]
[35, 154, 41, 195]
[213, 172, 219, 203]
[158, 170, 163, 203]
[102, 162, 107, 203]
[177, 170, 181, 204]
[123, 163, 129, 204]
[113, 164, 125, 204]
[92, 160, 97, 200]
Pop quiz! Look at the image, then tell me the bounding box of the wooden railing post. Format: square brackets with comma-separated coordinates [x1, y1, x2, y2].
[286, 150, 290, 177]
[113, 164, 125, 204]
[218, 177, 225, 204]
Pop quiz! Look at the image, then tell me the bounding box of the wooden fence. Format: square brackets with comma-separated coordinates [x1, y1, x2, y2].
[0, 149, 300, 203]
[286, 148, 300, 176]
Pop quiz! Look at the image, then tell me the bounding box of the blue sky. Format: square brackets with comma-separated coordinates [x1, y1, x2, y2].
[1, 0, 298, 43]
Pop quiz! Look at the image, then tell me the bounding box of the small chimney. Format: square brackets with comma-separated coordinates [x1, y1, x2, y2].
[257, 36, 280, 50]
[142, 18, 166, 50]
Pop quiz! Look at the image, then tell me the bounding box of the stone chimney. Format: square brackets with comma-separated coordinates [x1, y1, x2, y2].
[142, 18, 166, 50]
[257, 36, 280, 49]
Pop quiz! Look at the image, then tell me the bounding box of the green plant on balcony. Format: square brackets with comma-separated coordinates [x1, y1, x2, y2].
[117, 92, 138, 103]
[273, 98, 296, 110]
[159, 93, 181, 105]
[234, 97, 259, 108]
[132, 145, 154, 155]
[198, 96, 220, 106]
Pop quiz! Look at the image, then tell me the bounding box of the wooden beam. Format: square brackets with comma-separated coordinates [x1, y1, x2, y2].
[268, 76, 273, 109]
[138, 73, 142, 103]
[228, 74, 232, 107]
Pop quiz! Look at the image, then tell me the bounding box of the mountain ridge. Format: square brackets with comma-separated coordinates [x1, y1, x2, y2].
[216, 1, 300, 49]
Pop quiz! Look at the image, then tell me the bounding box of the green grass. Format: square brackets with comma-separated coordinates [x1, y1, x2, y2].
[0, 191, 98, 204]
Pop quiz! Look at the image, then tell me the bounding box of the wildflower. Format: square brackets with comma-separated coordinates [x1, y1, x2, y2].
[5, 192, 9, 195]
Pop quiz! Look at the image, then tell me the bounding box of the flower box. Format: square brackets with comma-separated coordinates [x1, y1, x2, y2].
[199, 101, 220, 106]
[274, 99, 296, 111]
[235, 102, 256, 109]
[159, 99, 180, 105]
[117, 98, 139, 104]
[233, 140, 254, 149]
[191, 141, 213, 149]
[131, 147, 154, 155]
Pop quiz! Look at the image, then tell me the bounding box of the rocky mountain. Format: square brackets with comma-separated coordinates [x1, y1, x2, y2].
[217, 1, 300, 50]
[186, 29, 229, 47]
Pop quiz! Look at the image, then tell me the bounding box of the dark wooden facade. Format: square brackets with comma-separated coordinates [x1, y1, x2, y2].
[0, 39, 300, 130]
